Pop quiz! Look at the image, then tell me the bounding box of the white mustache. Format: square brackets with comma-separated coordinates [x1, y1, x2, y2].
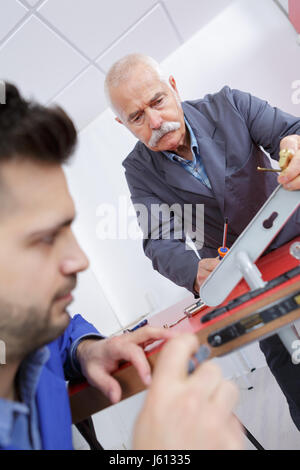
[148, 121, 181, 148]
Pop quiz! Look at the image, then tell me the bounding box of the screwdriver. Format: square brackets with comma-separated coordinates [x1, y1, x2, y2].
[188, 344, 211, 374]
[257, 148, 295, 172]
[123, 319, 148, 333]
[218, 217, 229, 259]
[257, 167, 282, 173]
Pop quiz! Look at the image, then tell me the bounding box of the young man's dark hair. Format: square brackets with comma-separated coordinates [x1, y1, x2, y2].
[0, 82, 77, 165]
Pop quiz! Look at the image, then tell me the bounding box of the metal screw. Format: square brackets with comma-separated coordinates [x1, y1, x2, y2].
[212, 335, 222, 346]
[290, 242, 300, 261]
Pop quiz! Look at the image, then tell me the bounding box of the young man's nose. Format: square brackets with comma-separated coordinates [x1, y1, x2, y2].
[60, 235, 89, 275]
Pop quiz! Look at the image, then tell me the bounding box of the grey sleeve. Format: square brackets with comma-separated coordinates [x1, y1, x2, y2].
[228, 87, 300, 159]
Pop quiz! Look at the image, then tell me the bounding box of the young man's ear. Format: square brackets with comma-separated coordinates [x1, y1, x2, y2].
[115, 117, 123, 125]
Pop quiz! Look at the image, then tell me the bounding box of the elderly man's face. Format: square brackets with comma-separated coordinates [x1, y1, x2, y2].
[0, 160, 89, 361]
[111, 66, 186, 153]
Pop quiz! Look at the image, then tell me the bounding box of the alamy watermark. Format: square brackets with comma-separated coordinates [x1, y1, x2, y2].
[96, 197, 205, 250]
[0, 80, 6, 105]
[0, 340, 6, 365]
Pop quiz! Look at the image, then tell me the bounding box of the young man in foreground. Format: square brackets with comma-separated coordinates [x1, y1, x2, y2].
[0, 83, 242, 450]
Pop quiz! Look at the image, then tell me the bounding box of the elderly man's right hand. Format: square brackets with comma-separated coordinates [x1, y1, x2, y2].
[194, 257, 220, 293]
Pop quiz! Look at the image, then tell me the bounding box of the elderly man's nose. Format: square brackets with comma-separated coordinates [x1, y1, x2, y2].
[148, 109, 163, 129]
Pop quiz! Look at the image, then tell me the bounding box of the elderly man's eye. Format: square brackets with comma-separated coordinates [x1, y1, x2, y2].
[153, 97, 165, 107]
[133, 114, 142, 123]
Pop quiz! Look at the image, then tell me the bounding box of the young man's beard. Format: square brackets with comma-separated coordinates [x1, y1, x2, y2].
[0, 299, 70, 362]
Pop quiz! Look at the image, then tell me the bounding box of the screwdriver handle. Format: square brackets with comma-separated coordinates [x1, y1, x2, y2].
[218, 246, 229, 260]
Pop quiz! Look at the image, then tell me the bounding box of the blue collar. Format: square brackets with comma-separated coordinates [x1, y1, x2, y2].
[163, 117, 199, 162]
[18, 347, 50, 406]
[0, 347, 50, 448]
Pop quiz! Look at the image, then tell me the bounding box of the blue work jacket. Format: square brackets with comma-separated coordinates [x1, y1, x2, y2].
[1, 314, 101, 450]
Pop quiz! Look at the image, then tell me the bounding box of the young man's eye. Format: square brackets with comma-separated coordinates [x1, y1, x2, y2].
[41, 233, 56, 245]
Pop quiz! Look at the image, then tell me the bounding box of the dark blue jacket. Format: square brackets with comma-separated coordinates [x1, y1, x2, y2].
[123, 87, 300, 293]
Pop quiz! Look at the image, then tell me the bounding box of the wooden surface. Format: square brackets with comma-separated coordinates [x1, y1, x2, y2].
[69, 237, 300, 424]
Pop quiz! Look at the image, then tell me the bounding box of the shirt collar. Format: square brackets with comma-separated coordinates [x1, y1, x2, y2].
[18, 347, 50, 405]
[163, 116, 199, 162]
[0, 398, 29, 447]
[0, 346, 50, 448]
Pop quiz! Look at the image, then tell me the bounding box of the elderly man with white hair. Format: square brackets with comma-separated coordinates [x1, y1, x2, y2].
[105, 53, 300, 431]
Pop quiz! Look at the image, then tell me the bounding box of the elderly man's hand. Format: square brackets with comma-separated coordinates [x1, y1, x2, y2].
[194, 257, 220, 294]
[133, 334, 244, 450]
[76, 326, 177, 404]
[278, 135, 300, 190]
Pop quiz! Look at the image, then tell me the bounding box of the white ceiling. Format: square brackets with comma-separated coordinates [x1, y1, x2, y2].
[276, 0, 289, 14]
[0, 0, 234, 130]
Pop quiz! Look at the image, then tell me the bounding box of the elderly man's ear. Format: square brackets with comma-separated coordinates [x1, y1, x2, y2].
[169, 75, 177, 92]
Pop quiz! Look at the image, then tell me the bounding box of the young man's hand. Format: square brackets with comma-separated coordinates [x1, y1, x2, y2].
[76, 326, 177, 403]
[133, 334, 244, 450]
